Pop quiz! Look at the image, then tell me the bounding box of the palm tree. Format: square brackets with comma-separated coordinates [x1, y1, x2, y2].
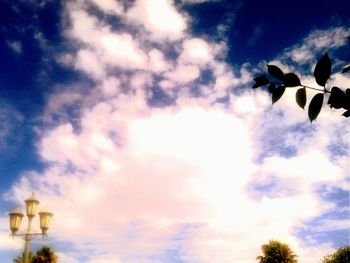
[31, 246, 58, 263]
[256, 240, 298, 263]
[32, 246, 58, 263]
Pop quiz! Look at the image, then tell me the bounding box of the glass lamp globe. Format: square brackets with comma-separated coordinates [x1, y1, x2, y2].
[25, 193, 40, 218]
[9, 208, 24, 235]
[39, 208, 53, 235]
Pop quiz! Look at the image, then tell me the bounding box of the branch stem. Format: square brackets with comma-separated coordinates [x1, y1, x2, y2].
[301, 85, 330, 93]
[270, 81, 331, 93]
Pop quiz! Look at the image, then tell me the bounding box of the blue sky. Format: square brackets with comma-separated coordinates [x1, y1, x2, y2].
[0, 0, 349, 262]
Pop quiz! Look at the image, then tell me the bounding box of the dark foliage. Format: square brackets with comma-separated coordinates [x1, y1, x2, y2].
[252, 53, 350, 122]
[321, 246, 350, 263]
[256, 240, 298, 263]
[32, 246, 58, 263]
[14, 246, 58, 263]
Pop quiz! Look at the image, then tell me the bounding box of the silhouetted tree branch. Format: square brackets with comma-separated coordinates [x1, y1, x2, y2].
[252, 53, 350, 122]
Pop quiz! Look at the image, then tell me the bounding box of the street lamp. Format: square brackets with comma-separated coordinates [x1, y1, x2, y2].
[9, 193, 53, 263]
[9, 208, 24, 235]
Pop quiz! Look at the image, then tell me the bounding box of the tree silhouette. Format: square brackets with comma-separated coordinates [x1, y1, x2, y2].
[32, 246, 58, 263]
[256, 240, 298, 263]
[320, 246, 350, 263]
[13, 246, 58, 263]
[252, 53, 350, 122]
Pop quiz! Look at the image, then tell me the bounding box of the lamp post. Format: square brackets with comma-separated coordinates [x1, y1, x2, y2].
[9, 193, 53, 263]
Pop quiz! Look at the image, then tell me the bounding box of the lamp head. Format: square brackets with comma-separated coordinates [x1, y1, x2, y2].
[39, 208, 53, 235]
[25, 193, 40, 218]
[9, 208, 24, 235]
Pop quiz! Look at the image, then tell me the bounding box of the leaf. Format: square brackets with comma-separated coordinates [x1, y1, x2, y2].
[327, 87, 346, 109]
[272, 85, 285, 104]
[343, 110, 350, 117]
[314, 53, 332, 86]
[252, 75, 269, 89]
[268, 83, 276, 94]
[267, 65, 284, 80]
[284, 73, 301, 87]
[308, 93, 324, 122]
[341, 65, 350, 74]
[296, 87, 306, 109]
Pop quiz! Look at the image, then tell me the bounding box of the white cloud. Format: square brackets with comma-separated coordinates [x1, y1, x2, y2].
[33, 31, 48, 49]
[67, 9, 149, 72]
[260, 151, 344, 193]
[159, 79, 176, 90]
[180, 38, 213, 65]
[100, 33, 148, 69]
[214, 72, 233, 91]
[129, 72, 153, 90]
[66, 9, 99, 44]
[6, 100, 346, 262]
[311, 218, 350, 232]
[56, 53, 74, 66]
[289, 47, 314, 63]
[127, 0, 187, 40]
[6, 40, 22, 55]
[148, 49, 170, 73]
[56, 252, 80, 263]
[75, 49, 105, 79]
[165, 64, 200, 83]
[99, 77, 121, 96]
[87, 255, 123, 263]
[0, 218, 22, 250]
[230, 89, 269, 119]
[45, 89, 82, 114]
[284, 27, 350, 63]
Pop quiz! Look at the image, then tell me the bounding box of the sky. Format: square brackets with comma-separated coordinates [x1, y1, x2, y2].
[0, 0, 349, 262]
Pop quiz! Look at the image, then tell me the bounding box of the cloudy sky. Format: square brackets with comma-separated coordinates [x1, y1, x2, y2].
[0, 0, 349, 262]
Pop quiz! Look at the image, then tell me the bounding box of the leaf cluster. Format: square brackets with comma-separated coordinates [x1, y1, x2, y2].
[255, 242, 349, 263]
[256, 240, 298, 263]
[320, 246, 350, 263]
[252, 53, 350, 122]
[13, 246, 58, 263]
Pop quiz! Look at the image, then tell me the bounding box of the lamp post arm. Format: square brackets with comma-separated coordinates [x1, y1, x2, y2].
[11, 232, 46, 238]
